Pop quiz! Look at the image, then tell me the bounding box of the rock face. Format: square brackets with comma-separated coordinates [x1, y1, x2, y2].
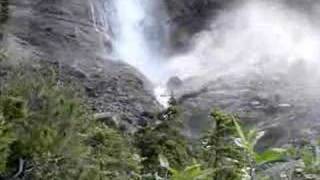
[0, 0, 161, 131]
[4, 0, 108, 65]
[163, 0, 320, 148]
[2, 0, 319, 144]
[174, 70, 320, 149]
[164, 0, 320, 51]
[60, 60, 160, 132]
[164, 0, 235, 51]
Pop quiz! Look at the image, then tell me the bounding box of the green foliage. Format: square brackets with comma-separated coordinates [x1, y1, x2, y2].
[233, 117, 287, 179]
[0, 115, 15, 173]
[1, 97, 27, 120]
[157, 154, 213, 180]
[233, 120, 262, 158]
[0, 68, 92, 179]
[200, 110, 245, 180]
[282, 144, 320, 178]
[86, 123, 141, 179]
[255, 148, 287, 165]
[2, 62, 320, 179]
[299, 145, 320, 174]
[169, 164, 212, 180]
[0, 65, 141, 179]
[134, 98, 190, 175]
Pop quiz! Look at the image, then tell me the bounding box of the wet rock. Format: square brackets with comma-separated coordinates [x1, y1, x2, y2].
[0, 0, 161, 131]
[174, 73, 320, 149]
[94, 112, 120, 128]
[164, 0, 235, 51]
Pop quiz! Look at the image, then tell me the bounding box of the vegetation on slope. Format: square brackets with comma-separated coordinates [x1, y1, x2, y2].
[0, 63, 140, 180]
[0, 60, 320, 180]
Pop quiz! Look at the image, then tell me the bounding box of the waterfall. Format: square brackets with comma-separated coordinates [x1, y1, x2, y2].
[104, 0, 171, 106]
[98, 0, 320, 108]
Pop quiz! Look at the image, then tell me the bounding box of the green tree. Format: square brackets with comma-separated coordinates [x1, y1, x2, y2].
[233, 117, 287, 180]
[0, 113, 15, 173]
[0, 64, 142, 179]
[86, 123, 141, 180]
[134, 97, 190, 175]
[0, 68, 92, 179]
[200, 110, 245, 180]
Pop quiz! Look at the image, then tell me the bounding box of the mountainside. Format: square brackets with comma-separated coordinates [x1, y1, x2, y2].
[165, 0, 235, 51]
[0, 0, 161, 131]
[1, 0, 320, 179]
[1, 0, 320, 148]
[162, 0, 320, 148]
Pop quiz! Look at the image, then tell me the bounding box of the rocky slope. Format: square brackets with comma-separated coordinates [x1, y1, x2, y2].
[171, 68, 320, 150]
[163, 0, 320, 149]
[1, 0, 320, 146]
[0, 0, 161, 131]
[164, 0, 320, 51]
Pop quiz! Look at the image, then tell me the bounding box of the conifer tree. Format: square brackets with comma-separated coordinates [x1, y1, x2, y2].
[0, 65, 142, 179]
[200, 110, 245, 180]
[134, 96, 190, 175]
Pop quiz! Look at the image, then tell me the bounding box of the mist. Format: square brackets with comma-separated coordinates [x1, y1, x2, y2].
[106, 0, 320, 106]
[106, 0, 170, 83]
[168, 0, 320, 86]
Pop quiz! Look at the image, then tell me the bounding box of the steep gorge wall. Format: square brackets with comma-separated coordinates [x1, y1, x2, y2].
[0, 0, 160, 131]
[3, 0, 106, 64]
[165, 0, 235, 51]
[164, 0, 320, 148]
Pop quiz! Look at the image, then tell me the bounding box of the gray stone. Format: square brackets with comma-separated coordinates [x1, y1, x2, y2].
[174, 73, 320, 149]
[0, 0, 161, 131]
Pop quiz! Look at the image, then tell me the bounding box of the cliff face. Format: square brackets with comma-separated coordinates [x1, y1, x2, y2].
[164, 0, 320, 148]
[0, 0, 160, 131]
[2, 0, 319, 145]
[4, 0, 107, 64]
[1, 0, 238, 132]
[164, 0, 320, 51]
[175, 73, 320, 149]
[164, 0, 235, 51]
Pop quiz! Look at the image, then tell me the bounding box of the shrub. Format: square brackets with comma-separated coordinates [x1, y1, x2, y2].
[0, 66, 92, 179]
[0, 114, 15, 173]
[86, 123, 141, 179]
[200, 110, 246, 180]
[134, 98, 190, 175]
[0, 64, 141, 179]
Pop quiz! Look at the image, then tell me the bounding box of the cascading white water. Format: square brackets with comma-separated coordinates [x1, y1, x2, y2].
[106, 0, 171, 107]
[102, 0, 320, 108]
[167, 0, 320, 86]
[112, 0, 152, 71]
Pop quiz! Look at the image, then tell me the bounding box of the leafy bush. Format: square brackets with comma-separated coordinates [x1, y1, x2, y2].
[134, 98, 190, 175]
[0, 64, 141, 179]
[200, 110, 246, 180]
[0, 114, 15, 173]
[290, 143, 320, 175]
[86, 123, 141, 179]
[2, 61, 320, 180]
[158, 154, 213, 180]
[0, 67, 92, 179]
[233, 118, 287, 179]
